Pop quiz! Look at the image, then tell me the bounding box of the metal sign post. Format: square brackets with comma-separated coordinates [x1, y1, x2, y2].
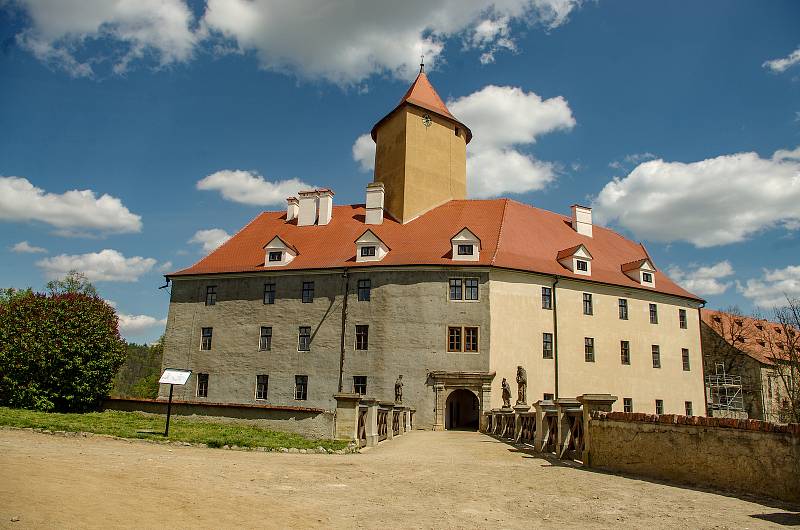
[158, 369, 192, 437]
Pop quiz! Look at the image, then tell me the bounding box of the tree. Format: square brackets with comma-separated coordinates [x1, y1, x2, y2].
[0, 287, 34, 306]
[0, 292, 126, 411]
[46, 270, 98, 297]
[755, 297, 800, 423]
[111, 336, 164, 399]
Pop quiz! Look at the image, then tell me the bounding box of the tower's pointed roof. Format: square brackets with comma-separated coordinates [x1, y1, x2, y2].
[370, 70, 472, 143]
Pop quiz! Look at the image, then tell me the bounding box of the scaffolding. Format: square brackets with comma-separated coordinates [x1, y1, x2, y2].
[705, 363, 744, 412]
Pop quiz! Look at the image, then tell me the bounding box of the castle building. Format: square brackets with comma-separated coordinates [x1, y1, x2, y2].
[161, 69, 706, 430]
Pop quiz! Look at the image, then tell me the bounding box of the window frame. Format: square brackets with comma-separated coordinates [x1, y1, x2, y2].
[655, 399, 664, 415]
[200, 327, 213, 351]
[301, 281, 315, 303]
[268, 251, 283, 262]
[623, 398, 633, 413]
[457, 244, 474, 256]
[576, 259, 589, 272]
[353, 375, 367, 395]
[541, 287, 552, 310]
[652, 344, 661, 368]
[618, 298, 628, 320]
[298, 326, 311, 351]
[542, 332, 554, 359]
[255, 374, 268, 400]
[205, 285, 217, 306]
[357, 279, 371, 302]
[679, 309, 687, 329]
[464, 278, 479, 301]
[584, 337, 595, 363]
[360, 246, 376, 257]
[263, 282, 276, 305]
[620, 340, 630, 365]
[464, 327, 479, 352]
[447, 326, 463, 352]
[583, 293, 593, 315]
[259, 326, 272, 351]
[294, 375, 308, 401]
[197, 373, 209, 398]
[649, 303, 659, 324]
[355, 324, 369, 351]
[642, 271, 653, 283]
[682, 348, 690, 371]
[684, 401, 693, 416]
[449, 278, 463, 300]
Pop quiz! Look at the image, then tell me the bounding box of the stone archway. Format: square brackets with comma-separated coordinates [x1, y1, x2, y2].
[428, 371, 495, 431]
[445, 389, 479, 430]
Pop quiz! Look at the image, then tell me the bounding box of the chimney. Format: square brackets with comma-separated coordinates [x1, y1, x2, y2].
[286, 197, 299, 221]
[317, 188, 334, 226]
[365, 182, 385, 225]
[571, 204, 593, 237]
[297, 190, 318, 226]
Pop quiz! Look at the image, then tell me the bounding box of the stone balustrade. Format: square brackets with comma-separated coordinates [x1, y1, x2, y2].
[335, 394, 414, 448]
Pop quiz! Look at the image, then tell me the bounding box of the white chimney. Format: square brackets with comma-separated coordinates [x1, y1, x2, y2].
[365, 182, 385, 225]
[286, 196, 299, 222]
[571, 204, 593, 237]
[297, 190, 318, 226]
[317, 188, 334, 226]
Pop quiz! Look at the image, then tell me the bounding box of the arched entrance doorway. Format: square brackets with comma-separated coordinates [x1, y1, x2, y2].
[445, 389, 479, 430]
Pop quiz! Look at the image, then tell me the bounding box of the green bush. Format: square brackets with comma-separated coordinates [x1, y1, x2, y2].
[129, 373, 160, 399]
[0, 293, 126, 412]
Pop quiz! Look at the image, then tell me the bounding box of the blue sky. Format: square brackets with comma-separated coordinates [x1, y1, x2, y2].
[1, 0, 799, 343]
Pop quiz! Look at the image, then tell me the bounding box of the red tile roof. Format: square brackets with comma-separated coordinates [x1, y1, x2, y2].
[170, 199, 702, 302]
[370, 71, 472, 143]
[701, 309, 795, 365]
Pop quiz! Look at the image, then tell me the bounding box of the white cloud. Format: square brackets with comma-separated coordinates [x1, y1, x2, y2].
[36, 249, 157, 282]
[666, 261, 735, 297]
[158, 261, 174, 273]
[201, 0, 582, 85]
[10, 241, 47, 254]
[352, 134, 376, 172]
[197, 170, 313, 207]
[763, 46, 800, 73]
[189, 228, 231, 252]
[593, 147, 800, 247]
[351, 84, 575, 198]
[738, 265, 800, 308]
[609, 152, 656, 170]
[0, 176, 142, 235]
[117, 313, 167, 336]
[12, 0, 198, 77]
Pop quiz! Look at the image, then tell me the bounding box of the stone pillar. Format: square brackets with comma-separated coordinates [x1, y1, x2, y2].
[381, 401, 395, 440]
[577, 394, 617, 466]
[409, 408, 415, 431]
[533, 399, 556, 452]
[479, 381, 493, 432]
[513, 403, 530, 442]
[361, 398, 379, 447]
[433, 383, 446, 431]
[556, 398, 581, 459]
[333, 393, 361, 441]
[404, 407, 412, 432]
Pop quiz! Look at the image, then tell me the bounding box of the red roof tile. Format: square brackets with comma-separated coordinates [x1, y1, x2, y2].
[701, 309, 795, 365]
[170, 199, 702, 302]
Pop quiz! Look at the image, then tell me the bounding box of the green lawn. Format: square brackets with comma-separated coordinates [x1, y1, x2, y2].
[0, 407, 349, 451]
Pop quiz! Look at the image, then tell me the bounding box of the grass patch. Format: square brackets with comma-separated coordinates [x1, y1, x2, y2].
[0, 407, 348, 451]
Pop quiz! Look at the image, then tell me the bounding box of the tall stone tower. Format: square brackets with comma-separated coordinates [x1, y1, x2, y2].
[370, 67, 472, 224]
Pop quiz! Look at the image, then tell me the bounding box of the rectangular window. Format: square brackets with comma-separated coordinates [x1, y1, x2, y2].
[197, 373, 208, 398]
[464, 327, 479, 352]
[449, 278, 463, 300]
[541, 287, 552, 309]
[679, 309, 687, 329]
[685, 401, 693, 416]
[618, 298, 628, 320]
[652, 345, 661, 368]
[259, 326, 272, 351]
[205, 285, 217, 306]
[357, 279, 371, 301]
[623, 398, 633, 413]
[642, 272, 653, 283]
[583, 293, 593, 315]
[255, 374, 268, 400]
[655, 399, 664, 415]
[542, 332, 553, 359]
[649, 303, 658, 324]
[464, 278, 479, 300]
[268, 251, 282, 262]
[302, 281, 314, 303]
[360, 246, 376, 257]
[576, 259, 588, 272]
[447, 327, 462, 352]
[298, 326, 311, 351]
[620, 340, 630, 365]
[353, 376, 367, 395]
[355, 325, 369, 350]
[682, 348, 690, 371]
[263, 282, 276, 304]
[584, 337, 595, 362]
[543, 393, 554, 401]
[295, 375, 308, 401]
[457, 244, 474, 256]
[200, 327, 213, 350]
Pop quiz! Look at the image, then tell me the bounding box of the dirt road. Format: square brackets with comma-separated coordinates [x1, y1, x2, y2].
[0, 428, 796, 529]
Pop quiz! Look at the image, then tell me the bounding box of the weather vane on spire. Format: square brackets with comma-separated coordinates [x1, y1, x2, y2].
[420, 55, 424, 73]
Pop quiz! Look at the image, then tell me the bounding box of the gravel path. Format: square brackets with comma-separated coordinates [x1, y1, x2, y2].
[0, 428, 797, 529]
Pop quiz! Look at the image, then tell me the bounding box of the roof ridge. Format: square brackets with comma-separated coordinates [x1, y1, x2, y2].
[489, 198, 510, 265]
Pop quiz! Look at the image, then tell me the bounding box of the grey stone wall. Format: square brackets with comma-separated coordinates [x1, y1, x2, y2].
[161, 269, 490, 429]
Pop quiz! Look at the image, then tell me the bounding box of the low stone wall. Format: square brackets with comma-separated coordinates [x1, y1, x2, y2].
[103, 398, 335, 440]
[588, 412, 800, 504]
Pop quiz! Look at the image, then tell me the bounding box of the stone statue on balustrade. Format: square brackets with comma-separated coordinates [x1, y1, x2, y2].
[394, 375, 403, 403]
[516, 365, 527, 405]
[501, 378, 512, 409]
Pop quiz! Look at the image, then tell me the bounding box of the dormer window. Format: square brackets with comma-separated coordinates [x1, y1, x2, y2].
[457, 244, 474, 256]
[642, 272, 653, 283]
[621, 258, 656, 287]
[263, 236, 297, 267]
[556, 244, 592, 276]
[451, 228, 480, 262]
[355, 230, 389, 263]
